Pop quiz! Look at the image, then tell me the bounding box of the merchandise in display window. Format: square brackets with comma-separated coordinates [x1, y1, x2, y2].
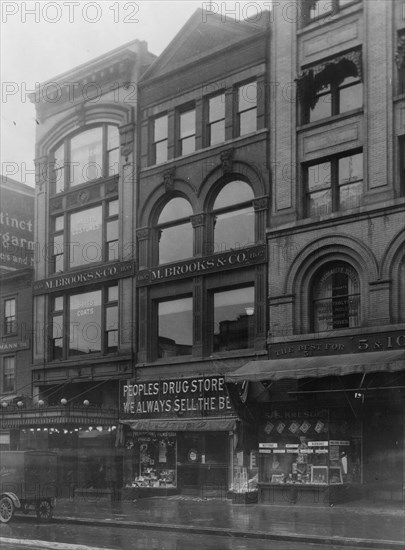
[258, 408, 362, 486]
[125, 432, 177, 488]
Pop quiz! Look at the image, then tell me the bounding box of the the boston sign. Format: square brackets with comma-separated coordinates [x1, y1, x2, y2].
[137, 245, 267, 286]
[33, 260, 135, 294]
[120, 376, 233, 419]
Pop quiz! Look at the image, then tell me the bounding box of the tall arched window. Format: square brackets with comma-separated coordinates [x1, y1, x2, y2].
[211, 180, 255, 253]
[312, 262, 360, 332]
[52, 124, 119, 193]
[157, 197, 193, 264]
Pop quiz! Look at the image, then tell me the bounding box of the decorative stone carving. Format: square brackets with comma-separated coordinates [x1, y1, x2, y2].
[253, 196, 269, 211]
[220, 149, 234, 173]
[136, 227, 151, 241]
[163, 168, 176, 193]
[191, 214, 205, 228]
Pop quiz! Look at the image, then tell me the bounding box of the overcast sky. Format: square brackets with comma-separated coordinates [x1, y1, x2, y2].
[1, 0, 263, 187]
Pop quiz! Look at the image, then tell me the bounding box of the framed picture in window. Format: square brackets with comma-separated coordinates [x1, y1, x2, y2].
[329, 466, 343, 484]
[310, 465, 328, 484]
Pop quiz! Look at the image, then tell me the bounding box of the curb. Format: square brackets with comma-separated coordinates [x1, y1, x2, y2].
[53, 515, 405, 549]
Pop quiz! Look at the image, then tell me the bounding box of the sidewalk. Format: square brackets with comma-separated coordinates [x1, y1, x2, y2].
[53, 494, 405, 549]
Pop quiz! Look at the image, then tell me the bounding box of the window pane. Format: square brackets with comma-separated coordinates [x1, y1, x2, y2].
[238, 82, 257, 112]
[214, 287, 254, 352]
[159, 198, 193, 224]
[308, 162, 331, 191]
[155, 141, 168, 164]
[154, 116, 168, 141]
[309, 91, 332, 122]
[209, 120, 225, 145]
[70, 127, 103, 186]
[69, 206, 102, 268]
[214, 181, 254, 209]
[54, 144, 65, 193]
[108, 200, 119, 217]
[108, 147, 119, 176]
[69, 291, 102, 355]
[214, 207, 255, 252]
[339, 181, 362, 210]
[209, 94, 225, 123]
[107, 219, 118, 242]
[3, 357, 15, 392]
[4, 299, 16, 334]
[54, 296, 63, 311]
[180, 110, 195, 138]
[107, 125, 119, 150]
[239, 109, 257, 136]
[108, 285, 118, 302]
[108, 240, 119, 261]
[308, 189, 332, 217]
[181, 135, 195, 155]
[309, 0, 333, 19]
[158, 297, 193, 358]
[340, 82, 363, 112]
[53, 234, 64, 272]
[106, 305, 118, 350]
[338, 153, 363, 184]
[159, 222, 193, 264]
[52, 314, 63, 360]
[55, 215, 64, 232]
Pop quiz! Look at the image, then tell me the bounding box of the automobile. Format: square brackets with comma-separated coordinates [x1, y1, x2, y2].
[0, 450, 57, 523]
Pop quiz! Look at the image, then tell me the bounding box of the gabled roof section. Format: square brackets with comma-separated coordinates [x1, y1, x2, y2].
[141, 8, 269, 81]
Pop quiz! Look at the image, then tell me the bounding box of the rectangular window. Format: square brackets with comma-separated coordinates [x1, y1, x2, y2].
[153, 115, 168, 164]
[213, 286, 254, 352]
[4, 298, 16, 335]
[158, 296, 193, 358]
[179, 108, 196, 156]
[51, 215, 64, 273]
[106, 199, 119, 261]
[397, 31, 405, 96]
[49, 286, 119, 360]
[69, 206, 103, 268]
[306, 152, 363, 217]
[208, 93, 225, 146]
[305, 73, 362, 124]
[3, 356, 15, 393]
[400, 137, 405, 194]
[237, 81, 257, 136]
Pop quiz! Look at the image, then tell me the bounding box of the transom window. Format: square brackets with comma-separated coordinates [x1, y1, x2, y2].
[157, 296, 193, 358]
[3, 356, 15, 393]
[312, 263, 360, 332]
[156, 198, 193, 265]
[210, 181, 255, 254]
[213, 286, 255, 352]
[52, 124, 119, 193]
[178, 108, 196, 156]
[207, 93, 225, 146]
[49, 285, 118, 360]
[51, 199, 118, 272]
[306, 151, 363, 217]
[152, 114, 168, 164]
[237, 81, 257, 136]
[4, 298, 16, 335]
[300, 54, 363, 124]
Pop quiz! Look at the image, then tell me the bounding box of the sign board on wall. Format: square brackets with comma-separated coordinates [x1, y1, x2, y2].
[0, 178, 35, 270]
[120, 376, 233, 419]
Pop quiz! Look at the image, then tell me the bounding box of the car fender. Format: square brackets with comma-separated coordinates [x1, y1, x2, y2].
[1, 492, 21, 509]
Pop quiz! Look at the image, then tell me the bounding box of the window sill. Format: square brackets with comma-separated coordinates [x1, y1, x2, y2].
[297, 108, 363, 133]
[50, 173, 119, 198]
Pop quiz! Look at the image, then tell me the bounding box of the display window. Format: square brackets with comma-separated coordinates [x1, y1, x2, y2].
[125, 432, 177, 488]
[258, 408, 362, 486]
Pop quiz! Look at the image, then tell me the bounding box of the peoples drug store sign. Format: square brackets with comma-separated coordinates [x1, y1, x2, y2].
[120, 376, 233, 419]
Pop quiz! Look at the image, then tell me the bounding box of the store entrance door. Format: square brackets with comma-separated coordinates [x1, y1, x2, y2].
[177, 432, 229, 496]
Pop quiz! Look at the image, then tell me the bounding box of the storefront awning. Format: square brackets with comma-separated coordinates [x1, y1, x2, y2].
[120, 417, 238, 432]
[225, 350, 405, 383]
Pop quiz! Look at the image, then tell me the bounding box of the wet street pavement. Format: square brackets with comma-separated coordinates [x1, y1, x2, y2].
[0, 494, 404, 549]
[0, 518, 397, 550]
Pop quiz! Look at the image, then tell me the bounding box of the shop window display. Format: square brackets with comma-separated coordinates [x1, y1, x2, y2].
[258, 409, 361, 487]
[125, 432, 177, 488]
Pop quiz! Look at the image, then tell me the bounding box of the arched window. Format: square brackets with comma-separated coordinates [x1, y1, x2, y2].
[52, 124, 119, 193]
[312, 262, 360, 332]
[157, 197, 193, 265]
[212, 181, 255, 253]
